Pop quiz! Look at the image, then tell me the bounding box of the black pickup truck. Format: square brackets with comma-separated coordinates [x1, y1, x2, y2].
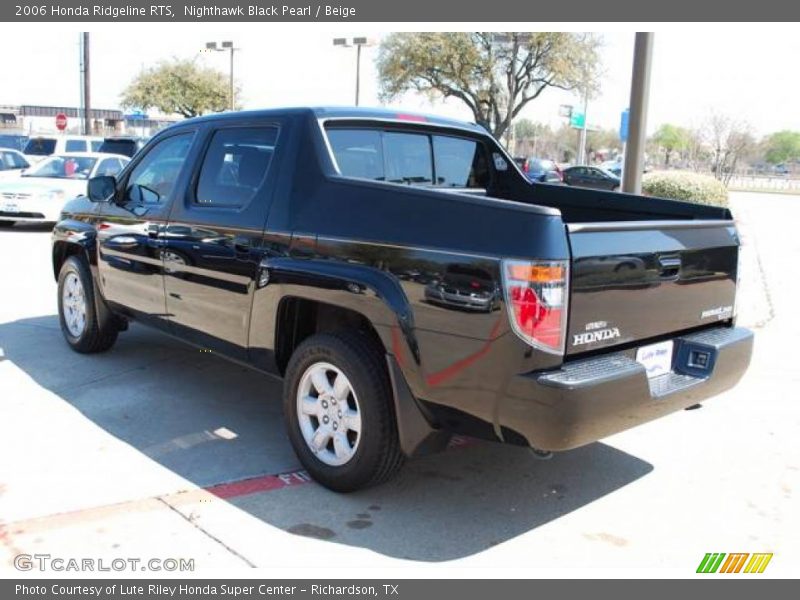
[51, 107, 753, 492]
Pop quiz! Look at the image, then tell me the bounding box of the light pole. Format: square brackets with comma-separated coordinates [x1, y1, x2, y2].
[333, 37, 372, 106]
[205, 41, 238, 111]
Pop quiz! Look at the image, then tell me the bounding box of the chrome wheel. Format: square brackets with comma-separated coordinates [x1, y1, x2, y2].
[296, 362, 362, 466]
[62, 272, 87, 338]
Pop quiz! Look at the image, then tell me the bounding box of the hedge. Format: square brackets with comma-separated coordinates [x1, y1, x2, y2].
[641, 171, 729, 207]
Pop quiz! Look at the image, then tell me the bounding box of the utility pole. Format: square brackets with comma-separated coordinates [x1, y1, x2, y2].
[577, 86, 589, 164]
[82, 32, 91, 135]
[622, 32, 654, 194]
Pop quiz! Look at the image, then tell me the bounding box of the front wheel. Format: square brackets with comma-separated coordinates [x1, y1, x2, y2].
[58, 256, 119, 353]
[283, 331, 404, 492]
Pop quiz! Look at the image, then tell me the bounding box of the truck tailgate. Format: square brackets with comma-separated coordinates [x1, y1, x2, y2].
[566, 219, 739, 355]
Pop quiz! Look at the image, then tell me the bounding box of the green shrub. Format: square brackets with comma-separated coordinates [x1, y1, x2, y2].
[642, 171, 729, 207]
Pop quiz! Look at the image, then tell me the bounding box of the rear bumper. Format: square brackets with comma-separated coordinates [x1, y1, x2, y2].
[499, 326, 753, 451]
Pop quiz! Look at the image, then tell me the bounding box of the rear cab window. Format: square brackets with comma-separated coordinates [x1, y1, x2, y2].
[24, 138, 57, 156]
[325, 125, 490, 189]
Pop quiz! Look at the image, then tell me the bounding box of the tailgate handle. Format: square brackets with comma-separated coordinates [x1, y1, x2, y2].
[658, 256, 682, 277]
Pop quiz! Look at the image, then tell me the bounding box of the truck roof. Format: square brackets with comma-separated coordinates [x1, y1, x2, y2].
[173, 106, 486, 133]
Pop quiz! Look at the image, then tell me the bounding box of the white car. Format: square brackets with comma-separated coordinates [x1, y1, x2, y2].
[0, 148, 31, 181]
[0, 152, 128, 227]
[23, 135, 103, 164]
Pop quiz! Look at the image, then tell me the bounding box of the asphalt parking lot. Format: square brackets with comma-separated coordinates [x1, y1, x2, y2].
[0, 191, 797, 575]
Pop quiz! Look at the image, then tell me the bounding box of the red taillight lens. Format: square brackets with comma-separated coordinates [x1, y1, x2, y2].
[503, 259, 569, 354]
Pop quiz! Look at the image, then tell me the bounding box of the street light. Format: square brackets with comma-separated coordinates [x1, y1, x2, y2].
[333, 37, 372, 106]
[204, 40, 238, 111]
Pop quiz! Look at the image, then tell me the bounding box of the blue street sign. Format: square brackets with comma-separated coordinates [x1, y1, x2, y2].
[620, 109, 630, 142]
[124, 111, 149, 121]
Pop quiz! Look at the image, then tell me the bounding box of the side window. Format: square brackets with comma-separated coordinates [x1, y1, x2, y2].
[125, 133, 193, 206]
[90, 140, 103, 152]
[65, 139, 86, 152]
[97, 158, 123, 177]
[13, 153, 29, 169]
[195, 127, 278, 208]
[432, 135, 489, 188]
[0, 152, 8, 170]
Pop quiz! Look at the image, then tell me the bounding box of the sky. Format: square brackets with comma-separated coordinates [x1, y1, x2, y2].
[2, 24, 799, 137]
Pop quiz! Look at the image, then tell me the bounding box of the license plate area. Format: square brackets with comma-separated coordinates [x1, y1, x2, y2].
[636, 340, 674, 379]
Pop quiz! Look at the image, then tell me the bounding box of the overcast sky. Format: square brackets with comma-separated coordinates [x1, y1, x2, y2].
[2, 24, 799, 136]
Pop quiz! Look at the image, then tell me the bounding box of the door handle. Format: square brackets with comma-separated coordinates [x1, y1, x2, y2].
[147, 223, 161, 238]
[232, 235, 251, 252]
[658, 256, 681, 277]
[105, 236, 139, 250]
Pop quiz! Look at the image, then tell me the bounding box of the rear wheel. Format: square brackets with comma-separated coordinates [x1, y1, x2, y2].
[58, 256, 119, 353]
[283, 331, 404, 492]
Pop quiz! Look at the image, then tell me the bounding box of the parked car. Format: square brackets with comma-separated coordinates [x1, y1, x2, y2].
[518, 157, 562, 183]
[98, 136, 147, 158]
[50, 107, 752, 492]
[562, 165, 621, 191]
[424, 263, 500, 312]
[23, 135, 103, 163]
[600, 160, 622, 177]
[0, 148, 31, 180]
[0, 133, 28, 152]
[0, 152, 128, 226]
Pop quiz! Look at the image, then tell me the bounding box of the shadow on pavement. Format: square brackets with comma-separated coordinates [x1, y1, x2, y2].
[0, 315, 653, 562]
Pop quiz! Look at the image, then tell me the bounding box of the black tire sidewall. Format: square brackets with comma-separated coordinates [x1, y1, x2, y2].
[283, 333, 395, 492]
[57, 256, 97, 350]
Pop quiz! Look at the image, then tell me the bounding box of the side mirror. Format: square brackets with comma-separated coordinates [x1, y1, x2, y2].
[88, 175, 116, 203]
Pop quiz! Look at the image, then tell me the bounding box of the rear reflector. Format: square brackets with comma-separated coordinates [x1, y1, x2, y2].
[502, 259, 569, 354]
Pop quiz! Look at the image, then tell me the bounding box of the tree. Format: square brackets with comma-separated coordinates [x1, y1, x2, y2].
[763, 130, 800, 165]
[377, 32, 602, 140]
[652, 124, 689, 167]
[120, 58, 238, 118]
[705, 113, 755, 185]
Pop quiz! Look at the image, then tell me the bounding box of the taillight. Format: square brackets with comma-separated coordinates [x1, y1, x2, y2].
[502, 259, 569, 354]
[523, 160, 529, 173]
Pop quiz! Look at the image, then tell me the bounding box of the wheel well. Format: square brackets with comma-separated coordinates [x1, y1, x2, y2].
[275, 298, 385, 375]
[52, 242, 86, 280]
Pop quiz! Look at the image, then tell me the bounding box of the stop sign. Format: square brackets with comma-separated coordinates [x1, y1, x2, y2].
[55, 113, 68, 131]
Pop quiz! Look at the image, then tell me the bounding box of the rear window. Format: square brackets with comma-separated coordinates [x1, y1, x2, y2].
[98, 140, 137, 157]
[24, 138, 57, 156]
[326, 127, 489, 189]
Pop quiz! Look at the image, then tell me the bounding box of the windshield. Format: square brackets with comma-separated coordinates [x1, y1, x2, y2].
[24, 138, 57, 156]
[24, 155, 97, 180]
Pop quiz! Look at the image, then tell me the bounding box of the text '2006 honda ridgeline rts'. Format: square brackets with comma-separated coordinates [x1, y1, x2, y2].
[51, 107, 753, 491]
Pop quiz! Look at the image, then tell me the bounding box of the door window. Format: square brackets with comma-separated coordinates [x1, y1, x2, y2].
[65, 139, 87, 152]
[124, 133, 193, 205]
[195, 127, 278, 207]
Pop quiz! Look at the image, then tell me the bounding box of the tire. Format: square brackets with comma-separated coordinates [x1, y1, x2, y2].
[283, 331, 405, 492]
[58, 255, 119, 353]
[0, 221, 14, 228]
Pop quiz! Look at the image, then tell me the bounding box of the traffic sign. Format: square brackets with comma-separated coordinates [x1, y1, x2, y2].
[570, 112, 585, 129]
[55, 113, 68, 131]
[620, 109, 630, 142]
